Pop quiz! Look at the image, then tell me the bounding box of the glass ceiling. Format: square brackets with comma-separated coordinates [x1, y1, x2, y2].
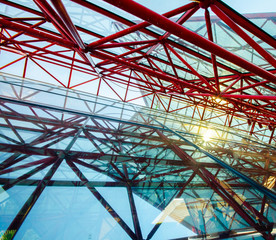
[0, 0, 276, 239]
[0, 73, 275, 239]
[0, 0, 275, 130]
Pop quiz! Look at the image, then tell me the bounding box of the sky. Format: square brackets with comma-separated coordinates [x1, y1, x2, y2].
[223, 0, 276, 14]
[135, 0, 276, 15]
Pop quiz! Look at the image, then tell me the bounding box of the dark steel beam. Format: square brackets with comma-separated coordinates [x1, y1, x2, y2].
[146, 172, 197, 240]
[152, 118, 276, 203]
[0, 177, 252, 189]
[3, 157, 62, 240]
[66, 160, 137, 240]
[156, 130, 274, 239]
[123, 165, 143, 239]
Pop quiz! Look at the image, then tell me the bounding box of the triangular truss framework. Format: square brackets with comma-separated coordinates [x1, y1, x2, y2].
[0, 0, 276, 239]
[0, 75, 275, 239]
[0, 0, 276, 136]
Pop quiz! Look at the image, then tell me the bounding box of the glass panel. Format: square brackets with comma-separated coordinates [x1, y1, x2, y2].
[0, 74, 275, 239]
[14, 186, 131, 240]
[0, 186, 36, 234]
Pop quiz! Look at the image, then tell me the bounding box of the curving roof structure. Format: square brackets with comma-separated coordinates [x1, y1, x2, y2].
[0, 0, 276, 239]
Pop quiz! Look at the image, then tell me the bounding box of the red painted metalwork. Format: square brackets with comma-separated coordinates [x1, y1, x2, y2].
[211, 4, 276, 68]
[83, 1, 198, 49]
[102, 0, 276, 82]
[215, 0, 276, 49]
[0, 0, 275, 178]
[1, 0, 275, 138]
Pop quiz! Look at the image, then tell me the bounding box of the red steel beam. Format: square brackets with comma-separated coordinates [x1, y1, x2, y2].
[215, 0, 276, 49]
[102, 0, 276, 84]
[95, 39, 158, 49]
[205, 9, 220, 93]
[1, 1, 276, 126]
[92, 50, 213, 94]
[185, 92, 276, 101]
[0, 35, 93, 73]
[36, 0, 99, 73]
[70, 0, 241, 77]
[33, 0, 74, 43]
[2, 0, 274, 88]
[49, 0, 85, 49]
[77, 0, 198, 49]
[1, 30, 218, 97]
[211, 4, 276, 69]
[0, 0, 44, 16]
[0, 18, 75, 47]
[0, 0, 260, 88]
[165, 44, 216, 91]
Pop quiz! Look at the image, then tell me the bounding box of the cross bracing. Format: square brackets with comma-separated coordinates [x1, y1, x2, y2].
[0, 0, 276, 239]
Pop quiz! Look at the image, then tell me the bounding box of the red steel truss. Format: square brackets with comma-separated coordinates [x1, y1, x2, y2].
[0, 1, 276, 239]
[0, 0, 275, 139]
